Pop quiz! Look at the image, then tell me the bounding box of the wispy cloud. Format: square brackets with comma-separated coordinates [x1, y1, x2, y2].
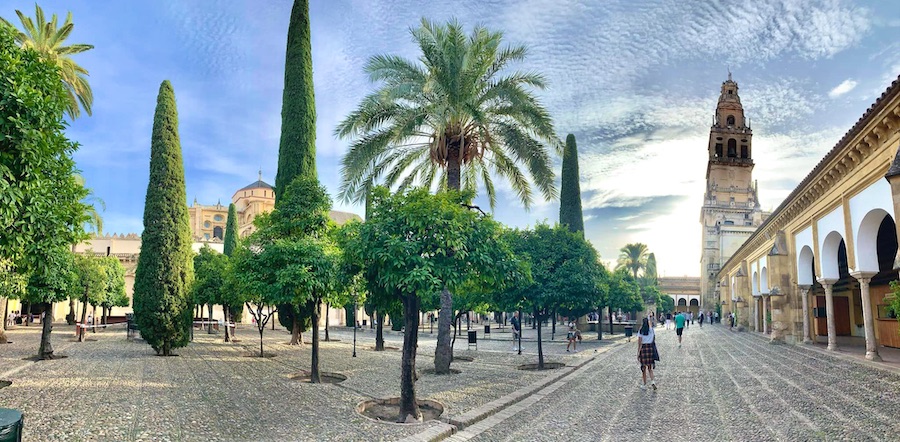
[828, 79, 858, 98]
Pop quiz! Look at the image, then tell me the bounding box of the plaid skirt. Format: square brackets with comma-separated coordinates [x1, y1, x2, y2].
[639, 343, 659, 367]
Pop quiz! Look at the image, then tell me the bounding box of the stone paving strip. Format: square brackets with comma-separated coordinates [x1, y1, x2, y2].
[471, 324, 900, 441]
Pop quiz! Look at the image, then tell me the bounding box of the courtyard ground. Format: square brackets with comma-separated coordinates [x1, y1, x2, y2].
[3, 321, 899, 441]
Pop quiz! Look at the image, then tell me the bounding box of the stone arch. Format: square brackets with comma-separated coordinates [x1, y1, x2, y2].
[677, 298, 687, 306]
[821, 231, 845, 280]
[760, 266, 769, 294]
[855, 208, 891, 272]
[689, 299, 699, 306]
[797, 246, 815, 286]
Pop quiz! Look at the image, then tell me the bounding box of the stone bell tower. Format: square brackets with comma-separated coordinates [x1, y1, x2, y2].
[699, 73, 767, 309]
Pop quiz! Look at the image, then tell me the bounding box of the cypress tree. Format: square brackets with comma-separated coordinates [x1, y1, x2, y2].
[223, 203, 238, 257]
[559, 134, 585, 234]
[133, 80, 194, 356]
[275, 0, 317, 201]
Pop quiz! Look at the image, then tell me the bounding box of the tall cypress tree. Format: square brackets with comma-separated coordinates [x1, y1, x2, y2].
[133, 80, 194, 356]
[223, 203, 238, 257]
[275, 0, 316, 200]
[559, 134, 584, 234]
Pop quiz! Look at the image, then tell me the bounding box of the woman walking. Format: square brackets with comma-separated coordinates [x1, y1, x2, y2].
[637, 317, 659, 391]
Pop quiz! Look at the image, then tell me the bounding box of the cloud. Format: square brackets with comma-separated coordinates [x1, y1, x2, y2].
[828, 79, 858, 98]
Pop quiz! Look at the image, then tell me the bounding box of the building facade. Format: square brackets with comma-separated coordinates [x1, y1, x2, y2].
[188, 172, 276, 242]
[659, 276, 701, 314]
[699, 74, 769, 310]
[718, 74, 900, 357]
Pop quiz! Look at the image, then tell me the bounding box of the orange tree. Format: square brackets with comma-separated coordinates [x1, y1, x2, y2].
[345, 187, 522, 422]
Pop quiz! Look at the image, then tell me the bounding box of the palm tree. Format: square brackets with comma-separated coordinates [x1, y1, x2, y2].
[1, 5, 94, 119]
[616, 243, 649, 280]
[335, 18, 559, 209]
[74, 175, 104, 235]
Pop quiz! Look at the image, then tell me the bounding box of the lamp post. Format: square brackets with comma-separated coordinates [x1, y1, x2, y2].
[352, 294, 358, 358]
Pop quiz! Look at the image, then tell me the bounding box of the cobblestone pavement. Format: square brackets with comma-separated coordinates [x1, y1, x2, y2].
[473, 323, 900, 442]
[0, 322, 607, 441]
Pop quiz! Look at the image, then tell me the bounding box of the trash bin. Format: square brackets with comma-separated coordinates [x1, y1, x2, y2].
[0, 408, 23, 442]
[624, 325, 634, 341]
[467, 330, 477, 350]
[484, 325, 491, 336]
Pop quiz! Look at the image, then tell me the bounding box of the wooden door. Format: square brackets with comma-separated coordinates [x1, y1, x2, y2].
[833, 296, 851, 336]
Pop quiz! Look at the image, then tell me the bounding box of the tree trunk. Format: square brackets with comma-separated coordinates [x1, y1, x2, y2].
[450, 312, 460, 360]
[91, 305, 97, 333]
[259, 327, 265, 357]
[223, 305, 231, 342]
[324, 302, 330, 342]
[290, 315, 301, 346]
[375, 310, 385, 351]
[207, 304, 214, 334]
[551, 308, 556, 340]
[536, 309, 544, 370]
[66, 298, 75, 325]
[609, 310, 614, 335]
[38, 303, 54, 360]
[79, 287, 89, 342]
[310, 297, 321, 383]
[0, 297, 7, 344]
[433, 286, 453, 374]
[447, 145, 461, 191]
[597, 308, 602, 340]
[398, 294, 422, 423]
[23, 302, 29, 326]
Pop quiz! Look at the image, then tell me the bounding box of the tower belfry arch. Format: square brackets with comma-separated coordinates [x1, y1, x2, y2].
[699, 75, 769, 309]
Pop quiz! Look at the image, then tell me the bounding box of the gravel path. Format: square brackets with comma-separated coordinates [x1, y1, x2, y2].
[0, 322, 605, 441]
[472, 324, 900, 442]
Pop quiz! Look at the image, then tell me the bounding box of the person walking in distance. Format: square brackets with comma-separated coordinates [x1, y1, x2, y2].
[698, 311, 705, 328]
[636, 317, 659, 391]
[674, 311, 686, 347]
[511, 312, 521, 351]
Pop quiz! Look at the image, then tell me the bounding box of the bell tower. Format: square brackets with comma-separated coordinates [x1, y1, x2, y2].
[699, 73, 766, 310]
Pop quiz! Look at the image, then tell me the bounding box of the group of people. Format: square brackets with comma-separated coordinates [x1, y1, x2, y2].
[5, 310, 34, 327]
[508, 311, 583, 353]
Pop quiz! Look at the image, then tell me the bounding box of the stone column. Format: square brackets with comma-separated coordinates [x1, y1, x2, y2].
[818, 278, 838, 351]
[751, 297, 758, 331]
[799, 285, 812, 344]
[762, 295, 769, 334]
[849, 271, 882, 361]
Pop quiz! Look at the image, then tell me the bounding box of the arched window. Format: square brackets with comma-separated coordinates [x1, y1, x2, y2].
[213, 226, 224, 240]
[715, 143, 723, 157]
[726, 115, 735, 126]
[214, 214, 224, 221]
[741, 145, 748, 158]
[727, 139, 737, 157]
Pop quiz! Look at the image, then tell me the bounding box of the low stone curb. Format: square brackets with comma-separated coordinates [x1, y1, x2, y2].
[398, 336, 627, 442]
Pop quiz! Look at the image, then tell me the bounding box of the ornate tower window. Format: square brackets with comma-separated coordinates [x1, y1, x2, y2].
[727, 139, 737, 157]
[726, 115, 735, 126]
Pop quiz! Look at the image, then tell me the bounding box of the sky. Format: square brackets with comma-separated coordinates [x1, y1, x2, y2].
[3, 0, 899, 277]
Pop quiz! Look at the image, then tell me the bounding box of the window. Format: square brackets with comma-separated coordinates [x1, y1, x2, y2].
[726, 115, 735, 125]
[204, 233, 210, 240]
[741, 145, 748, 158]
[727, 139, 737, 157]
[213, 226, 223, 240]
[715, 143, 723, 157]
[728, 90, 733, 95]
[214, 215, 224, 221]
[204, 221, 211, 228]
[724, 220, 734, 225]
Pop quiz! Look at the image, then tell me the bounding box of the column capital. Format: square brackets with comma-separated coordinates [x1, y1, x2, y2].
[797, 284, 812, 291]
[849, 271, 877, 283]
[817, 277, 838, 286]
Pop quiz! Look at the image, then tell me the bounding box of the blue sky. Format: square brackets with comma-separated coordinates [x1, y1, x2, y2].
[3, 0, 899, 277]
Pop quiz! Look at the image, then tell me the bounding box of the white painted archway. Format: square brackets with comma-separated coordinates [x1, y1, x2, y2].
[752, 271, 759, 296]
[797, 246, 815, 286]
[855, 208, 891, 273]
[821, 231, 845, 280]
[760, 267, 769, 294]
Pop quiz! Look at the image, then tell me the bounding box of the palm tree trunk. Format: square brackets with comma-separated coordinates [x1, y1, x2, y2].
[434, 286, 453, 374]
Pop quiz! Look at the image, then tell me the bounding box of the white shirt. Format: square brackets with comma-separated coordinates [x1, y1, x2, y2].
[638, 327, 655, 344]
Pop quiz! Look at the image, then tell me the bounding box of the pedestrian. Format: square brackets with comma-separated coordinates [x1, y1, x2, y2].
[566, 322, 578, 352]
[511, 311, 521, 351]
[674, 311, 686, 347]
[636, 317, 658, 391]
[729, 312, 735, 329]
[698, 311, 705, 327]
[665, 312, 672, 330]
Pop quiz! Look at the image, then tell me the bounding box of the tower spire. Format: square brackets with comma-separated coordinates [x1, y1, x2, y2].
[727, 67, 732, 82]
[258, 168, 262, 182]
